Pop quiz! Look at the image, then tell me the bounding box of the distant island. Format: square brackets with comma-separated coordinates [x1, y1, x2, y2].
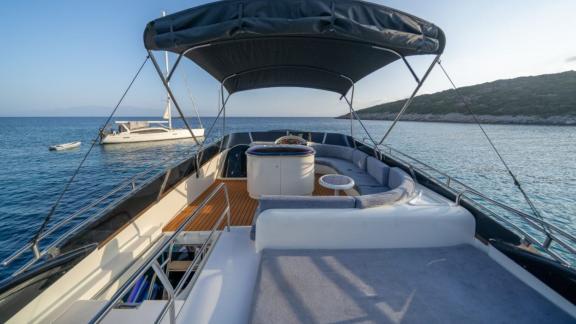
[338, 71, 576, 125]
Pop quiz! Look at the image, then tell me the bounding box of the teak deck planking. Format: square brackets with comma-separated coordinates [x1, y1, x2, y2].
[163, 176, 342, 232]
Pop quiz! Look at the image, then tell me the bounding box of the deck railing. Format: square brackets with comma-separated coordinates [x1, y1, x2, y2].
[1, 163, 171, 276]
[362, 139, 576, 266]
[89, 182, 231, 324]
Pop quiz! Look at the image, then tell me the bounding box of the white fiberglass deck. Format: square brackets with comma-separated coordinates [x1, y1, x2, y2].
[251, 246, 572, 323]
[176, 228, 574, 324]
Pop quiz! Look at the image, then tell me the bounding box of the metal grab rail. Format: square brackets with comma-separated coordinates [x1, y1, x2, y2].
[383, 143, 576, 244]
[359, 138, 576, 267]
[455, 189, 576, 265]
[1, 164, 169, 275]
[89, 182, 231, 324]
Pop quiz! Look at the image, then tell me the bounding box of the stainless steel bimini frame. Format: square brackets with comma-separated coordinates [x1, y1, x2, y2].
[148, 51, 202, 147]
[146, 40, 441, 153]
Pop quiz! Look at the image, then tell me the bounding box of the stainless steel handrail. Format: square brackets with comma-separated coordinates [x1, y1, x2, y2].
[359, 138, 576, 266]
[455, 190, 576, 255]
[89, 182, 231, 324]
[2, 164, 168, 274]
[382, 144, 576, 243]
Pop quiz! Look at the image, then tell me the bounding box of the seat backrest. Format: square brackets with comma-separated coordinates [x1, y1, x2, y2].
[310, 143, 353, 161]
[352, 150, 369, 170]
[355, 167, 416, 209]
[354, 189, 405, 208]
[258, 195, 356, 213]
[366, 156, 390, 185]
[388, 167, 412, 189]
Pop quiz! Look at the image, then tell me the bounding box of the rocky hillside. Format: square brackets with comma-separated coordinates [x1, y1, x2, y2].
[340, 71, 576, 125]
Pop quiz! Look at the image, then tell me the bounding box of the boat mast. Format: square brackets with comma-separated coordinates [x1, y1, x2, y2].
[162, 10, 172, 130]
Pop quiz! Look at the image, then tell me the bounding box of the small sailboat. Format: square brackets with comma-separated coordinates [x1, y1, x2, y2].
[100, 12, 204, 145]
[48, 141, 81, 151]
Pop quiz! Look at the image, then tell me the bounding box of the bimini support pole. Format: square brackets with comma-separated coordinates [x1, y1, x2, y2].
[378, 54, 441, 145]
[195, 82, 232, 169]
[221, 82, 226, 138]
[348, 81, 355, 138]
[339, 75, 382, 157]
[148, 50, 202, 146]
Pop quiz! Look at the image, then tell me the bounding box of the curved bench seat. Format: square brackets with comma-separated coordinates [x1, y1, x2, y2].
[315, 157, 382, 188]
[312, 143, 415, 199]
[252, 143, 417, 213]
[250, 143, 418, 240]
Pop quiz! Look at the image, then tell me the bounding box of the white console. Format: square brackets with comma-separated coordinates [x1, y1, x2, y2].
[246, 145, 315, 198]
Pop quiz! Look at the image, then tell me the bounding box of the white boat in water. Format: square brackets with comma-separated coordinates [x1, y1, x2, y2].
[100, 120, 204, 144]
[49, 141, 81, 151]
[100, 13, 204, 145]
[2, 2, 575, 323]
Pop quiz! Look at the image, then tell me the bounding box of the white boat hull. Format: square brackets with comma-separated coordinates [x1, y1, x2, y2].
[101, 128, 204, 144]
[49, 141, 81, 151]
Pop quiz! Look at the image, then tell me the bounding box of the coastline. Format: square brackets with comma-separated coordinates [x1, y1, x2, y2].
[336, 112, 576, 126]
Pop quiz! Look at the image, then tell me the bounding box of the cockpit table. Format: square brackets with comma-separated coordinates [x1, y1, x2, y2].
[319, 174, 355, 196]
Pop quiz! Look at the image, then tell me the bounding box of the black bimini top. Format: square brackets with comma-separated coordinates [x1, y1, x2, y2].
[144, 0, 445, 95]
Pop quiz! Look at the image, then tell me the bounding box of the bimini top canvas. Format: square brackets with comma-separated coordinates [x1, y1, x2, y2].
[144, 0, 445, 95]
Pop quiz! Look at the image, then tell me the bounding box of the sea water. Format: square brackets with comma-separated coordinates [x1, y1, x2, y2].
[0, 117, 574, 279]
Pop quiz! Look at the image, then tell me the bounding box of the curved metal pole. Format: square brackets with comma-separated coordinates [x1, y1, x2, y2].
[221, 81, 226, 138]
[348, 81, 355, 138]
[196, 91, 231, 167]
[337, 74, 382, 157]
[372, 46, 421, 84]
[221, 65, 346, 86]
[160, 40, 439, 150]
[401, 56, 421, 84]
[166, 44, 212, 82]
[343, 96, 381, 158]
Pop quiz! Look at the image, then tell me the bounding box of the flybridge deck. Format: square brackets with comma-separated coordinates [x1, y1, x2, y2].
[2, 131, 576, 323]
[1, 0, 576, 322]
[251, 246, 570, 323]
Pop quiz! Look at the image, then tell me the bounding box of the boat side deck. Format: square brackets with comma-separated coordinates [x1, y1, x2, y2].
[163, 176, 341, 232]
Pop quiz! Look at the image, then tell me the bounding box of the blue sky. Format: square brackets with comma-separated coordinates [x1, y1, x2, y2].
[0, 0, 575, 117]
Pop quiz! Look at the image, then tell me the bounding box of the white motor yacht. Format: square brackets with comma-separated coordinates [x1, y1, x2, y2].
[1, 1, 575, 323]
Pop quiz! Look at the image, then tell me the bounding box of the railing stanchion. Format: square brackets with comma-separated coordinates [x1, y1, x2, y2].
[151, 261, 176, 324]
[31, 244, 41, 260]
[543, 235, 553, 250]
[224, 186, 231, 232]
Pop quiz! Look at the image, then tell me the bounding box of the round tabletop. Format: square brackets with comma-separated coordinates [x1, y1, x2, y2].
[319, 174, 355, 191]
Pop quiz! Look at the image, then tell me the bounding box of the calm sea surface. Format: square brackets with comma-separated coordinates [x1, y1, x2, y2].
[0, 117, 575, 278]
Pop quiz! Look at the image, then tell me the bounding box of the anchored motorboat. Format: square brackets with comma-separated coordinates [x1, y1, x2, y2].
[49, 141, 81, 151]
[1, 1, 575, 323]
